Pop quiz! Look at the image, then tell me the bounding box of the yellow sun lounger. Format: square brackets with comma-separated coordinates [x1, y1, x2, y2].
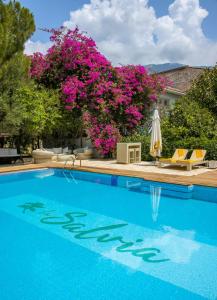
[159, 149, 188, 165]
[177, 149, 207, 171]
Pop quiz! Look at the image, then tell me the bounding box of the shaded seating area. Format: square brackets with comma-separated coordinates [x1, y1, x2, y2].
[32, 147, 94, 166]
[0, 148, 24, 164]
[32, 147, 74, 164]
[32, 149, 55, 164]
[45, 147, 72, 156]
[32, 147, 93, 166]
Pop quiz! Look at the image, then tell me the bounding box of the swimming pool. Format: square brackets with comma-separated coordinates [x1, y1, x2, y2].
[0, 168, 216, 299]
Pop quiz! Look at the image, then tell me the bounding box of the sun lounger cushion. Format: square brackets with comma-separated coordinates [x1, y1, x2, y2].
[178, 159, 201, 164]
[160, 158, 177, 163]
[177, 149, 185, 156]
[195, 149, 204, 159]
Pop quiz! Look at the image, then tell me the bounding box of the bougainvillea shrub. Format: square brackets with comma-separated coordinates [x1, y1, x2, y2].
[30, 27, 167, 155]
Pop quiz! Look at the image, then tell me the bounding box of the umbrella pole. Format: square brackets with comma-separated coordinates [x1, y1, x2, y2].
[155, 156, 160, 166]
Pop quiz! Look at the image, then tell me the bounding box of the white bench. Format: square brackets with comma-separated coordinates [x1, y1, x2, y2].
[0, 148, 23, 164]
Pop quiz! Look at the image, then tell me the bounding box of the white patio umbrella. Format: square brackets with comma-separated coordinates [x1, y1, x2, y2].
[150, 108, 162, 159]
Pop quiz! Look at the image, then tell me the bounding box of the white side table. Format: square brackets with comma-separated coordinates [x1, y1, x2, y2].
[117, 143, 141, 164]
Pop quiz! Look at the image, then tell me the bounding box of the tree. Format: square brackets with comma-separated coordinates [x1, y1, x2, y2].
[0, 0, 35, 66]
[187, 65, 217, 116]
[0, 84, 61, 149]
[0, 0, 35, 139]
[30, 28, 167, 155]
[0, 0, 35, 93]
[0, 52, 30, 94]
[161, 97, 217, 159]
[160, 65, 217, 160]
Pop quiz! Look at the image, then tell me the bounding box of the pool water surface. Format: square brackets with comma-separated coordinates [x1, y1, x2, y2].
[0, 168, 217, 300]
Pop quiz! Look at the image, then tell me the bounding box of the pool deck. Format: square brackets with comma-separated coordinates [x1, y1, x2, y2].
[1, 160, 217, 187]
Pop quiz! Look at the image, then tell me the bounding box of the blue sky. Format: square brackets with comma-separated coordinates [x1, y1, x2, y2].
[19, 0, 217, 66]
[18, 0, 217, 43]
[17, 0, 87, 42]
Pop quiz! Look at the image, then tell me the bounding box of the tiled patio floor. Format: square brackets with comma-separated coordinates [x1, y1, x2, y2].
[67, 159, 211, 177]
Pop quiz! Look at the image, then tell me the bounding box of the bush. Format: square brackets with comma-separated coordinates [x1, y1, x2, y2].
[160, 135, 217, 160]
[122, 95, 217, 162]
[203, 138, 217, 160]
[161, 97, 217, 159]
[187, 65, 217, 116]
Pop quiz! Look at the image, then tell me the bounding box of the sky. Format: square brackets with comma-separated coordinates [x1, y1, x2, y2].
[18, 0, 217, 66]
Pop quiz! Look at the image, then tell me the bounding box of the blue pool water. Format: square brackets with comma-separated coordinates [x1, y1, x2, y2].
[0, 168, 217, 300]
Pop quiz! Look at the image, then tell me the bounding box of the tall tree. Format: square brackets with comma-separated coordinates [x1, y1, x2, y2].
[187, 65, 217, 116]
[0, 0, 35, 133]
[0, 84, 61, 149]
[0, 0, 35, 66]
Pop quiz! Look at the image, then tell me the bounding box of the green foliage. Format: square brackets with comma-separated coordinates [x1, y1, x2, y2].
[123, 96, 217, 161]
[0, 52, 30, 94]
[202, 138, 217, 160]
[187, 65, 217, 116]
[0, 0, 36, 147]
[161, 98, 217, 159]
[0, 0, 35, 66]
[0, 3, 85, 149]
[0, 1, 35, 118]
[0, 84, 61, 139]
[160, 66, 217, 160]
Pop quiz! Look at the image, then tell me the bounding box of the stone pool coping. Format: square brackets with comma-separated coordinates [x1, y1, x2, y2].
[0, 162, 217, 188]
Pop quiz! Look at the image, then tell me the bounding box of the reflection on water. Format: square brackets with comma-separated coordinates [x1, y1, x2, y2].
[151, 186, 161, 222]
[0, 194, 217, 299]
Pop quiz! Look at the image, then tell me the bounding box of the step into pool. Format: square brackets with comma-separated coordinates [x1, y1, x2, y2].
[0, 168, 216, 300]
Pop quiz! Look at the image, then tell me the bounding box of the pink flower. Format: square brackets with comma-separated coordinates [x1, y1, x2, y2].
[65, 105, 72, 110]
[30, 27, 168, 155]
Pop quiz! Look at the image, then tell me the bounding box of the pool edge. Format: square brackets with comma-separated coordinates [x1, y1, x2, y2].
[0, 162, 217, 188]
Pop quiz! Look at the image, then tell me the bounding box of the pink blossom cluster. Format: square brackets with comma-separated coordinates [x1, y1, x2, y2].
[30, 52, 50, 79]
[30, 27, 167, 155]
[83, 113, 121, 155]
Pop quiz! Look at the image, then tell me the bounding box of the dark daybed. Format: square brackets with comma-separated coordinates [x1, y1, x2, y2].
[0, 148, 24, 164]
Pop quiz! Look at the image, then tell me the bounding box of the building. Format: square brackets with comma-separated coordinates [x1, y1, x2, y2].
[157, 65, 205, 108]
